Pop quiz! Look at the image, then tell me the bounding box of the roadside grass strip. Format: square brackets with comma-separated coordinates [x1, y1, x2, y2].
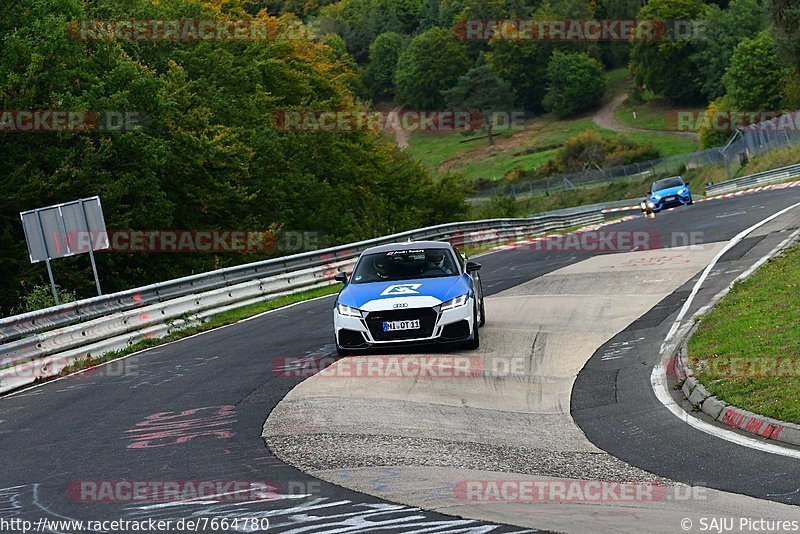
[688, 243, 800, 425]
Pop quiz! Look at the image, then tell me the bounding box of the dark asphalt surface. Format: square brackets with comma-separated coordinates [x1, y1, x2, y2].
[1, 188, 799, 533]
[573, 191, 800, 505]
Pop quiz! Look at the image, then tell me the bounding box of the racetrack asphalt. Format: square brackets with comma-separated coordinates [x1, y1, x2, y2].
[2, 188, 800, 533]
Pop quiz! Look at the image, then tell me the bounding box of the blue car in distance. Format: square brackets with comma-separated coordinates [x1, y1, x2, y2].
[646, 176, 693, 212]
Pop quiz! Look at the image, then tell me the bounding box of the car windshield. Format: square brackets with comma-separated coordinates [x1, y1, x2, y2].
[350, 248, 458, 283]
[652, 177, 684, 192]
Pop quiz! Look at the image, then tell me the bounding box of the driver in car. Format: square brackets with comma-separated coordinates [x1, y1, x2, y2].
[373, 257, 391, 280]
[423, 250, 453, 275]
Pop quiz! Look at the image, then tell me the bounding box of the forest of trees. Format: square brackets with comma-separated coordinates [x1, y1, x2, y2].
[1, 0, 799, 313]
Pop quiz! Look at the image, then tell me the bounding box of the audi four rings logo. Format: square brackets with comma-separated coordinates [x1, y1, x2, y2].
[393, 303, 408, 308]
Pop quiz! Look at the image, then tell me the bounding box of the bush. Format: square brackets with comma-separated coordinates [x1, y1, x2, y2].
[530, 131, 660, 179]
[542, 51, 606, 118]
[16, 284, 78, 314]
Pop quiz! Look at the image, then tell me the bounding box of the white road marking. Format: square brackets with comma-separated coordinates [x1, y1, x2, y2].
[653, 201, 800, 459]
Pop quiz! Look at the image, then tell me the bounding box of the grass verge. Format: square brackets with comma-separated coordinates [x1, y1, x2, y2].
[614, 91, 705, 132]
[407, 116, 698, 184]
[688, 242, 800, 424]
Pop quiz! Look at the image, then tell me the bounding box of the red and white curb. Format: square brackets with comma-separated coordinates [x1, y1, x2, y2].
[490, 215, 636, 252]
[673, 350, 800, 448]
[656, 208, 800, 455]
[601, 180, 800, 213]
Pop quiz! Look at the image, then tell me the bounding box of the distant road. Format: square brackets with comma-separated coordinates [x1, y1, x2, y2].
[593, 92, 699, 140]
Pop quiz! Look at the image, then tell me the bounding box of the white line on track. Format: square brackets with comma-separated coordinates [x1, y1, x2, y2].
[652, 200, 800, 459]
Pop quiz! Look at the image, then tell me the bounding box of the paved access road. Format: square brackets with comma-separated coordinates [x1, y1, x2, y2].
[1, 188, 799, 533]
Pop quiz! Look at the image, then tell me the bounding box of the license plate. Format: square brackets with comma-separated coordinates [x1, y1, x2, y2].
[665, 196, 675, 201]
[383, 320, 420, 332]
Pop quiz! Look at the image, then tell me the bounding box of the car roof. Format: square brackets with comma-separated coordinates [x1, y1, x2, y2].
[361, 240, 453, 255]
[653, 176, 684, 186]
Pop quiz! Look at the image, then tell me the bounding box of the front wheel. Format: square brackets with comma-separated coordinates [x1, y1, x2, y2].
[687, 198, 693, 205]
[462, 306, 480, 350]
[478, 298, 486, 327]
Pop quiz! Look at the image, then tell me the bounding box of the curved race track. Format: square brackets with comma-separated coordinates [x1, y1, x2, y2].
[2, 188, 800, 533]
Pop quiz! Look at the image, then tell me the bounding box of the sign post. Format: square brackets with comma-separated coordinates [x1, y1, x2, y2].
[20, 196, 109, 302]
[33, 209, 60, 305]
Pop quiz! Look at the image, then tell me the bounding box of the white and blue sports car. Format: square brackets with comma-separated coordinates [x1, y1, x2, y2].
[332, 241, 485, 355]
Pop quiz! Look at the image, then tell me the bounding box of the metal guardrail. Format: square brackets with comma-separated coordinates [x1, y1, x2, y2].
[705, 163, 800, 196]
[0, 208, 603, 394]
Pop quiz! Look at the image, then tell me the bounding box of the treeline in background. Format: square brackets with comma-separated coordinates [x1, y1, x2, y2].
[2, 0, 799, 314]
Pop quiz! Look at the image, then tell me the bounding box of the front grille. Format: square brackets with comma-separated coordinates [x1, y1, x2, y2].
[365, 308, 438, 341]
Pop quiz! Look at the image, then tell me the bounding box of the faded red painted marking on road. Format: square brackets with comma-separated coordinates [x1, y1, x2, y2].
[720, 407, 781, 439]
[126, 405, 236, 449]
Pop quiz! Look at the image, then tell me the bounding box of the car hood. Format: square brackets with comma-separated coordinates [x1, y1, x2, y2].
[338, 276, 471, 309]
[650, 185, 687, 198]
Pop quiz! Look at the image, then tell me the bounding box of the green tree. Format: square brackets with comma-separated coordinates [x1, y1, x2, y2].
[772, 0, 800, 76]
[363, 32, 408, 101]
[486, 40, 551, 111]
[723, 30, 790, 109]
[443, 63, 516, 145]
[542, 50, 607, 118]
[698, 96, 737, 148]
[395, 27, 472, 109]
[691, 0, 767, 100]
[629, 0, 709, 102]
[319, 0, 423, 62]
[0, 0, 469, 314]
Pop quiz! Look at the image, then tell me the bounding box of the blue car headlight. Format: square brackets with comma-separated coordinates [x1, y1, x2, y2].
[336, 303, 362, 318]
[677, 188, 687, 195]
[652, 195, 661, 201]
[441, 294, 468, 311]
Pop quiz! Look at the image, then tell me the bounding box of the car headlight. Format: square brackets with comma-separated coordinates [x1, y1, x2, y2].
[677, 188, 687, 195]
[647, 201, 655, 208]
[336, 303, 362, 318]
[441, 294, 469, 311]
[652, 195, 661, 200]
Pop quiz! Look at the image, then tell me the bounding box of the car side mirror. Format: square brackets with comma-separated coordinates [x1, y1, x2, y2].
[466, 261, 481, 272]
[334, 272, 348, 283]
